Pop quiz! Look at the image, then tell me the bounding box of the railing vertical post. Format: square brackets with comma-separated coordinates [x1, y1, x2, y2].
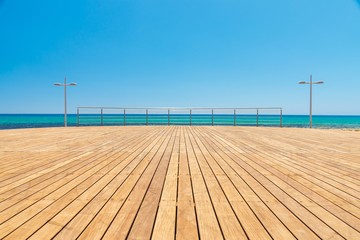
[101, 108, 103, 126]
[77, 108, 79, 127]
[212, 109, 214, 126]
[124, 109, 126, 126]
[190, 109, 192, 126]
[146, 109, 148, 126]
[280, 108, 283, 128]
[234, 109, 236, 126]
[168, 109, 170, 126]
[257, 109, 259, 127]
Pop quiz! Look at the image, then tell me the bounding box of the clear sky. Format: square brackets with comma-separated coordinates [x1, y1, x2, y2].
[0, 0, 359, 115]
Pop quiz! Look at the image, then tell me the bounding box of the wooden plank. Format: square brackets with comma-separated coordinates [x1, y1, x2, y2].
[191, 127, 296, 240]
[49, 127, 171, 240]
[206, 127, 360, 238]
[0, 127, 160, 204]
[0, 127, 123, 183]
[96, 127, 176, 239]
[175, 127, 199, 240]
[23, 128, 169, 240]
[1, 127, 171, 239]
[239, 148, 360, 230]
[75, 128, 175, 240]
[188, 127, 258, 240]
[183, 127, 224, 240]
[0, 127, 153, 190]
[195, 127, 322, 239]
[0, 127, 162, 222]
[151, 128, 180, 240]
[203, 127, 345, 240]
[126, 128, 179, 239]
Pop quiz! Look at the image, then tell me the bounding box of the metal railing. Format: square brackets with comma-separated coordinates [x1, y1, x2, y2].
[77, 107, 283, 127]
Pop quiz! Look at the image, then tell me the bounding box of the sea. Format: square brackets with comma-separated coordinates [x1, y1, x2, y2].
[0, 114, 359, 130]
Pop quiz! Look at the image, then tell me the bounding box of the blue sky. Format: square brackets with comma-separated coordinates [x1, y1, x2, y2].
[0, 0, 359, 114]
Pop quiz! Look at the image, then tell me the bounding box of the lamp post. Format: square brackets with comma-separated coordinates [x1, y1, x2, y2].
[54, 77, 77, 127]
[299, 75, 324, 128]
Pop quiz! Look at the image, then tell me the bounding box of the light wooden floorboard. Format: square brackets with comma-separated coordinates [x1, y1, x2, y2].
[0, 126, 359, 239]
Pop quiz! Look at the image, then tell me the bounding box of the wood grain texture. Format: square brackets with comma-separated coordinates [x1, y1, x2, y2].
[0, 126, 359, 239]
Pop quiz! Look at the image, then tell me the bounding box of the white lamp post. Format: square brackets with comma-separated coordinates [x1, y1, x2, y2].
[54, 77, 77, 127]
[299, 74, 324, 128]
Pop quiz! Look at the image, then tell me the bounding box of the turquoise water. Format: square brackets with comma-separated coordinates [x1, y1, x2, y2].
[0, 114, 360, 129]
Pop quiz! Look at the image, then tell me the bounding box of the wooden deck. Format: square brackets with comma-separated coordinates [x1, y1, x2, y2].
[0, 126, 360, 240]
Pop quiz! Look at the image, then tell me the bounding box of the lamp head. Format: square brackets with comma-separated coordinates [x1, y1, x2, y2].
[69, 83, 77, 86]
[54, 83, 62, 86]
[314, 81, 324, 84]
[298, 81, 307, 84]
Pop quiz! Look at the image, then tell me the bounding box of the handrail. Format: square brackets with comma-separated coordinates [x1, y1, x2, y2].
[77, 107, 282, 110]
[77, 107, 283, 127]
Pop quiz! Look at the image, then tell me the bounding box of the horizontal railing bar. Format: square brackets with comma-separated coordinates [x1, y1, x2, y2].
[79, 115, 278, 117]
[77, 107, 282, 110]
[80, 114, 279, 115]
[258, 120, 281, 122]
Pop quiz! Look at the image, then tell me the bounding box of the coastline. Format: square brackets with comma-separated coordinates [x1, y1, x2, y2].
[1, 114, 360, 130]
